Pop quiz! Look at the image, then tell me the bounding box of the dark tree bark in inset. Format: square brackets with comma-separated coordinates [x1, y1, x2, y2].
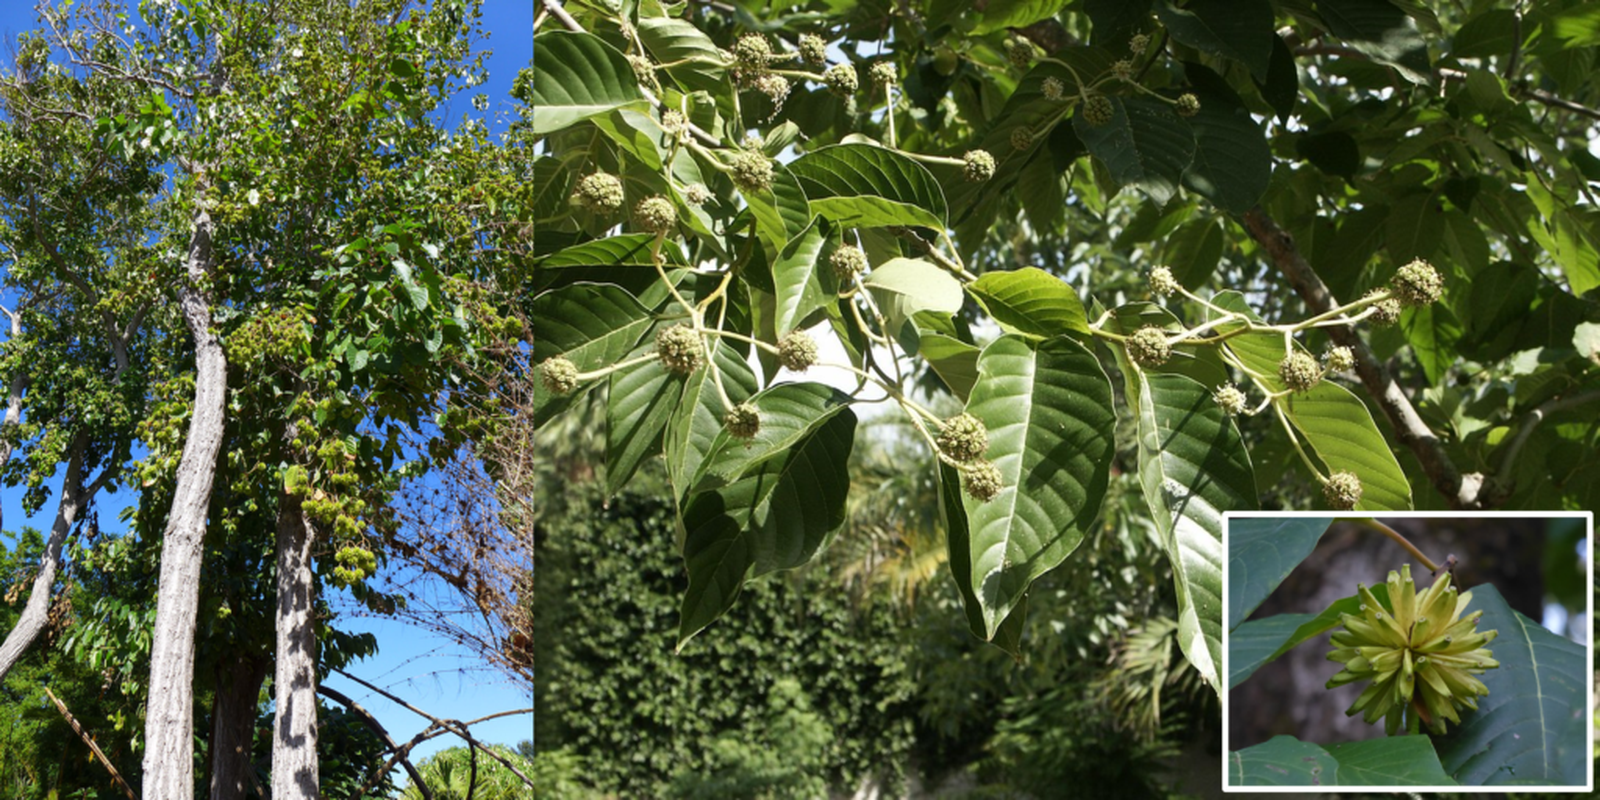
[208, 650, 270, 800]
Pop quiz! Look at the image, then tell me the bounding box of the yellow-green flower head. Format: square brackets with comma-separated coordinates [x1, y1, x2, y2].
[1326, 564, 1499, 736]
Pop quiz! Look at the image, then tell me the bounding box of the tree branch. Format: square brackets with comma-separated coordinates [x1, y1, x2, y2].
[1488, 388, 1600, 502]
[1241, 207, 1483, 509]
[318, 684, 432, 800]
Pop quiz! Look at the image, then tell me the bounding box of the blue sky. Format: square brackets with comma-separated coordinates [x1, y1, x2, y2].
[0, 0, 533, 779]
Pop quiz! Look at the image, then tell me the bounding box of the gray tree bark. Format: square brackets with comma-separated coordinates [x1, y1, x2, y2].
[143, 204, 228, 799]
[273, 490, 319, 799]
[0, 432, 87, 682]
[0, 305, 27, 533]
[207, 650, 270, 800]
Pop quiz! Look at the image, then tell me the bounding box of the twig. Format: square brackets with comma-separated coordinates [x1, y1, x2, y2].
[1241, 207, 1482, 509]
[1346, 519, 1440, 574]
[319, 684, 432, 800]
[43, 688, 137, 800]
[1489, 389, 1600, 502]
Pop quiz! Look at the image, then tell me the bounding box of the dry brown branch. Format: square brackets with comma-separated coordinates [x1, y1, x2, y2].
[44, 687, 137, 800]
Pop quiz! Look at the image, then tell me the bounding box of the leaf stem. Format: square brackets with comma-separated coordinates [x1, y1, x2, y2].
[1345, 519, 1440, 575]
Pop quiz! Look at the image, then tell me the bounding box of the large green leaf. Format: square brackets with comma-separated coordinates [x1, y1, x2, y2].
[605, 358, 682, 494]
[1226, 517, 1333, 625]
[635, 16, 728, 95]
[961, 335, 1116, 637]
[1073, 96, 1195, 206]
[1326, 737, 1456, 786]
[1433, 584, 1588, 786]
[1400, 304, 1464, 386]
[938, 462, 1028, 654]
[1124, 371, 1257, 693]
[771, 218, 833, 336]
[1227, 584, 1393, 689]
[1155, 0, 1273, 80]
[861, 257, 964, 343]
[972, 0, 1070, 34]
[1229, 736, 1338, 786]
[788, 144, 948, 230]
[966, 267, 1090, 338]
[676, 410, 856, 649]
[1285, 383, 1414, 511]
[744, 162, 811, 259]
[663, 342, 759, 498]
[531, 31, 643, 135]
[532, 234, 687, 294]
[1316, 0, 1432, 85]
[920, 332, 981, 401]
[1180, 88, 1271, 213]
[530, 283, 654, 425]
[691, 382, 853, 491]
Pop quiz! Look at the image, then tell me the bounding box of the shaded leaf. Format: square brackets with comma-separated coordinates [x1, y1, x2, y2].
[771, 218, 833, 337]
[531, 31, 643, 134]
[1229, 736, 1338, 786]
[1156, 0, 1273, 80]
[1227, 517, 1334, 625]
[1074, 96, 1195, 206]
[938, 462, 1028, 655]
[531, 283, 654, 425]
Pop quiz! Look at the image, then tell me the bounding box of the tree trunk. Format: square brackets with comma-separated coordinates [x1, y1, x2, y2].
[0, 306, 27, 533]
[208, 650, 270, 800]
[272, 490, 319, 799]
[143, 205, 228, 798]
[0, 433, 87, 682]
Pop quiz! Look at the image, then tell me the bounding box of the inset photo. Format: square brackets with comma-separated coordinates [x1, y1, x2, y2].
[1223, 513, 1593, 793]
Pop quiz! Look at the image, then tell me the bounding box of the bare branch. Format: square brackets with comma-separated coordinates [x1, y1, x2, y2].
[318, 684, 433, 800]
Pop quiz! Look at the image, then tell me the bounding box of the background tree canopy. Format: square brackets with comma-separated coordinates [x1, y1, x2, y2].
[531, 0, 1600, 794]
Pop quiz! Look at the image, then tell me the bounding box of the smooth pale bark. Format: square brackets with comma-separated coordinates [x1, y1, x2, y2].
[143, 206, 228, 798]
[0, 433, 87, 682]
[0, 306, 25, 532]
[207, 650, 270, 800]
[273, 490, 319, 799]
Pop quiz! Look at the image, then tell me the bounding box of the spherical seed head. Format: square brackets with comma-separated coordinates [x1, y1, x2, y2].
[662, 109, 688, 137]
[1364, 289, 1403, 327]
[724, 402, 761, 439]
[1392, 258, 1444, 306]
[1323, 470, 1362, 510]
[627, 54, 659, 91]
[1213, 383, 1248, 416]
[733, 33, 772, 68]
[830, 244, 868, 281]
[755, 72, 790, 103]
[777, 330, 819, 371]
[1175, 93, 1201, 117]
[963, 149, 996, 182]
[574, 172, 624, 214]
[1042, 76, 1066, 101]
[964, 460, 1004, 502]
[1082, 95, 1114, 127]
[1010, 125, 1034, 152]
[799, 33, 827, 66]
[729, 150, 775, 193]
[1325, 345, 1355, 373]
[823, 63, 858, 96]
[635, 195, 676, 235]
[539, 356, 580, 395]
[1279, 351, 1322, 393]
[1128, 326, 1172, 368]
[655, 324, 704, 374]
[1129, 33, 1150, 55]
[1111, 58, 1135, 81]
[1007, 38, 1033, 71]
[869, 60, 897, 87]
[684, 183, 712, 206]
[1149, 266, 1179, 298]
[937, 413, 989, 463]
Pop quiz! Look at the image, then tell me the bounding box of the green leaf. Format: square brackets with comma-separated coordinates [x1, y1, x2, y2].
[1387, 191, 1445, 264]
[771, 218, 833, 337]
[391, 259, 428, 311]
[1122, 371, 1256, 693]
[1316, 0, 1432, 85]
[1400, 304, 1463, 386]
[938, 462, 1028, 654]
[530, 284, 654, 425]
[1229, 736, 1338, 786]
[961, 336, 1116, 637]
[1227, 517, 1334, 625]
[1162, 218, 1224, 288]
[663, 342, 758, 499]
[605, 359, 681, 494]
[1258, 35, 1298, 122]
[1155, 0, 1273, 80]
[677, 410, 856, 649]
[861, 258, 965, 343]
[1451, 9, 1517, 59]
[1180, 89, 1271, 213]
[1433, 584, 1588, 786]
[1074, 96, 1195, 206]
[531, 31, 643, 135]
[788, 144, 948, 229]
[1550, 2, 1600, 47]
[532, 234, 686, 294]
[636, 16, 728, 94]
[1285, 383, 1414, 511]
[691, 382, 853, 491]
[744, 163, 811, 259]
[1227, 613, 1318, 689]
[966, 267, 1090, 338]
[1327, 736, 1456, 786]
[972, 0, 1070, 35]
[920, 332, 981, 401]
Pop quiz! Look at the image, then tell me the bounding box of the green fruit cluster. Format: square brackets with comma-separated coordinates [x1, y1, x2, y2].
[575, 172, 625, 214]
[1327, 564, 1499, 736]
[656, 324, 704, 374]
[777, 330, 819, 372]
[1081, 95, 1114, 127]
[723, 402, 761, 439]
[1322, 470, 1362, 510]
[540, 356, 580, 395]
[830, 244, 868, 280]
[1278, 351, 1321, 393]
[963, 150, 995, 182]
[963, 460, 1003, 502]
[1127, 326, 1171, 368]
[937, 413, 988, 463]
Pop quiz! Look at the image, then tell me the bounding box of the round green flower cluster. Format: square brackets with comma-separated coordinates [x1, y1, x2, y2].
[656, 325, 704, 374]
[1007, 38, 1033, 71]
[724, 402, 761, 439]
[799, 33, 827, 66]
[1323, 470, 1363, 510]
[1364, 290, 1403, 326]
[575, 172, 625, 214]
[937, 413, 989, 463]
[733, 33, 774, 69]
[1326, 564, 1499, 735]
[540, 356, 580, 395]
[830, 244, 868, 280]
[1148, 266, 1178, 298]
[1081, 95, 1114, 127]
[1127, 326, 1171, 368]
[1392, 258, 1444, 307]
[1111, 58, 1135, 81]
[331, 545, 378, 589]
[1010, 125, 1034, 152]
[1213, 383, 1248, 416]
[824, 63, 858, 97]
[635, 195, 676, 235]
[1042, 76, 1066, 101]
[963, 150, 996, 182]
[1325, 345, 1355, 373]
[963, 460, 1004, 502]
[1175, 93, 1201, 117]
[778, 330, 818, 372]
[729, 150, 775, 193]
[869, 61, 896, 88]
[1279, 351, 1322, 393]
